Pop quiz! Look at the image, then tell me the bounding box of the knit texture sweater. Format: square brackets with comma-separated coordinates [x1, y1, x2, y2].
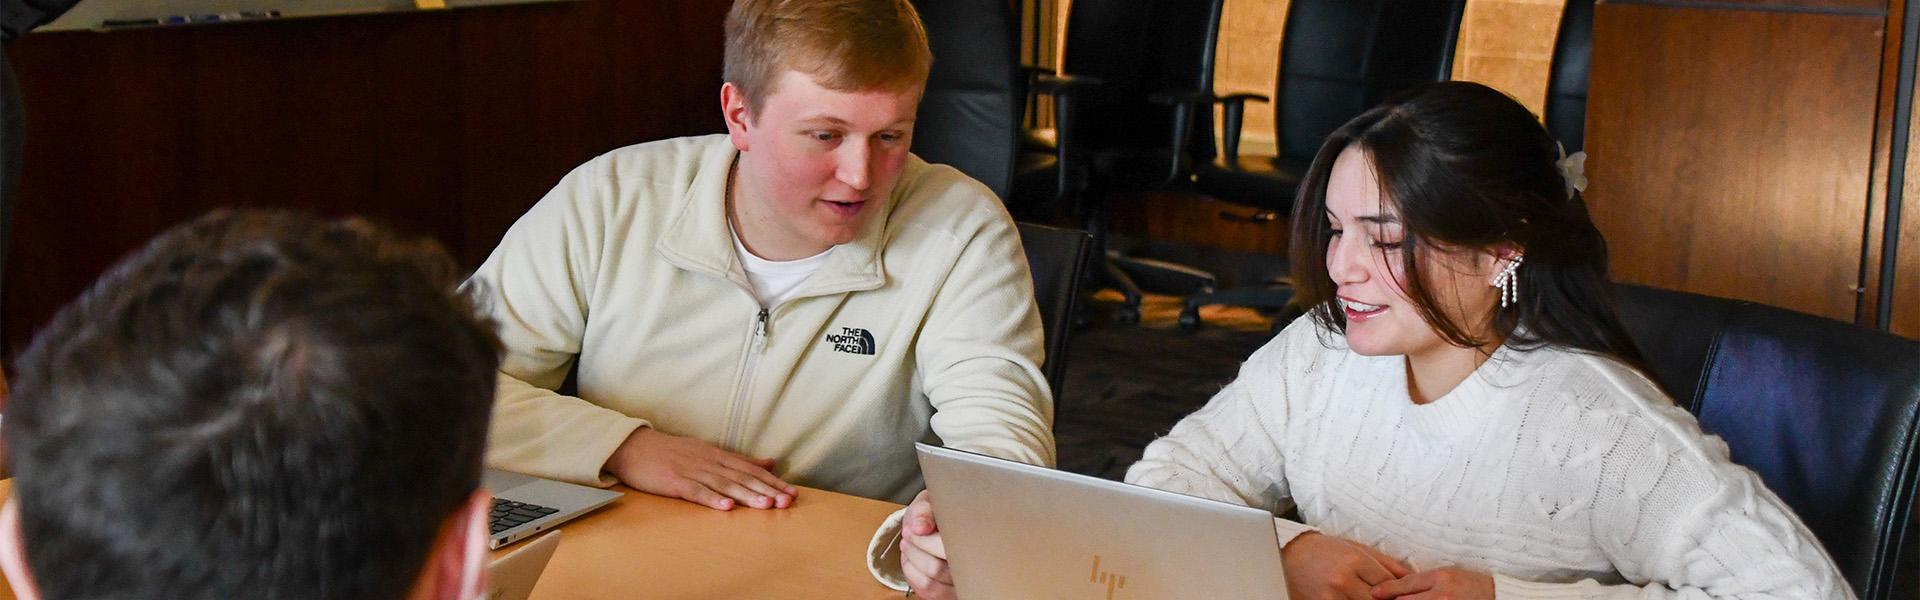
[1125, 319, 1851, 599]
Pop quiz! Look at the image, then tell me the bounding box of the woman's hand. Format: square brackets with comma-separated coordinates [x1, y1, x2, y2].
[1370, 566, 1495, 600]
[1281, 532, 1412, 600]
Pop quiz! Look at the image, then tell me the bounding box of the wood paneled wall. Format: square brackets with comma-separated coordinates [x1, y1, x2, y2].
[1212, 0, 1567, 156]
[1896, 94, 1920, 337]
[1585, 1, 1887, 323]
[1450, 0, 1565, 117]
[1, 0, 729, 354]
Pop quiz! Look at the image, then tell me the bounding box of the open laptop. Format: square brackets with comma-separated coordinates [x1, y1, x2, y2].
[485, 468, 621, 549]
[916, 443, 1288, 599]
[485, 530, 561, 600]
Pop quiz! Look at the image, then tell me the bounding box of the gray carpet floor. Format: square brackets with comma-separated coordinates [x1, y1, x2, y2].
[1055, 291, 1278, 481]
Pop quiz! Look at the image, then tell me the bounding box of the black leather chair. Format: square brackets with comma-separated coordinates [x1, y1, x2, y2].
[1017, 0, 1227, 323]
[909, 0, 1021, 201]
[1018, 222, 1093, 404]
[1613, 283, 1920, 600]
[1177, 0, 1467, 329]
[1545, 0, 1594, 153]
[911, 0, 1093, 405]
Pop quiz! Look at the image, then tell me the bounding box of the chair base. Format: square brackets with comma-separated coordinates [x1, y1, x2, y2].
[1098, 251, 1218, 324]
[1180, 279, 1297, 332]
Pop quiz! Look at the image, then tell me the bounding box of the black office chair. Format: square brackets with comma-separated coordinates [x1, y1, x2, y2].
[1177, 0, 1468, 329]
[1015, 0, 1227, 324]
[1613, 284, 1920, 600]
[1545, 0, 1594, 153]
[911, 0, 1093, 405]
[1018, 222, 1093, 404]
[908, 0, 1020, 201]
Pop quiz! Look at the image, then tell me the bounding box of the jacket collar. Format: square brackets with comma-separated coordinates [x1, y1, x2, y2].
[655, 136, 894, 299]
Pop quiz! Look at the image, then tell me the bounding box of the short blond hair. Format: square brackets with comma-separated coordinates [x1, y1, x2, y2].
[723, 0, 932, 112]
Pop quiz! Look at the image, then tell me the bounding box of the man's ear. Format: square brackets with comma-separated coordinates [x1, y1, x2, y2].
[419, 490, 490, 600]
[721, 82, 754, 152]
[0, 501, 43, 600]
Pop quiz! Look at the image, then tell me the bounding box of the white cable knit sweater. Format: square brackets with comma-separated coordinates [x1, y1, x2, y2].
[1125, 319, 1852, 599]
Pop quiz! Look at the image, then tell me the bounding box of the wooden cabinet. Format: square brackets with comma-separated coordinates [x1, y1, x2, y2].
[1587, 0, 1919, 336]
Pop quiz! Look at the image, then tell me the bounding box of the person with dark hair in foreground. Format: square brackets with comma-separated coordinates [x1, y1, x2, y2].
[0, 210, 503, 600]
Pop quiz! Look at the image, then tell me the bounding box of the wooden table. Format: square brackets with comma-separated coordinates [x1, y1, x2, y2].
[0, 481, 906, 599]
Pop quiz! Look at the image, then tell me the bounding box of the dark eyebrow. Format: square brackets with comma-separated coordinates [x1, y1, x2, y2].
[1326, 209, 1400, 225]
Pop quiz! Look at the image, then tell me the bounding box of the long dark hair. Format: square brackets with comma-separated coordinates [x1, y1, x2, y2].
[1289, 81, 1653, 377]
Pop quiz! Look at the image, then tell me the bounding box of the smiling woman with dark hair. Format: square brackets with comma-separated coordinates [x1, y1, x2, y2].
[1121, 82, 1849, 599]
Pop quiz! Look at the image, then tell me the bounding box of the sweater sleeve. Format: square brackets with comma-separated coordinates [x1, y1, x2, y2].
[911, 196, 1056, 468]
[468, 161, 648, 487]
[866, 181, 1056, 592]
[1124, 322, 1304, 514]
[1494, 404, 1852, 600]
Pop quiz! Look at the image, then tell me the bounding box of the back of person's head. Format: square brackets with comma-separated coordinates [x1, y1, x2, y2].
[0, 210, 501, 600]
[1289, 81, 1651, 374]
[723, 0, 932, 111]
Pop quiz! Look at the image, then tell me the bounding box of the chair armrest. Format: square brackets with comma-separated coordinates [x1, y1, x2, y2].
[1216, 94, 1267, 163]
[1145, 91, 1270, 106]
[1031, 72, 1103, 95]
[1147, 91, 1270, 164]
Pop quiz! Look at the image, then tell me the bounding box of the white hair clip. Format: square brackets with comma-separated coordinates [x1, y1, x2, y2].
[1556, 141, 1587, 200]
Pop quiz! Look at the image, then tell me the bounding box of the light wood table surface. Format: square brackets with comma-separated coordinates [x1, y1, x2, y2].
[0, 481, 906, 600]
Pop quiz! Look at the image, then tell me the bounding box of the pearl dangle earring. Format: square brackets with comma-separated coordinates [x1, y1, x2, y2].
[1493, 254, 1525, 308]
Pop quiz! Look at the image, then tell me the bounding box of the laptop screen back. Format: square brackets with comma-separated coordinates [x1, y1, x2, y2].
[917, 443, 1288, 599]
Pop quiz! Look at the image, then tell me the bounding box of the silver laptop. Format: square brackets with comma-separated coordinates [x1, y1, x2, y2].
[916, 443, 1288, 599]
[485, 530, 561, 600]
[485, 468, 621, 549]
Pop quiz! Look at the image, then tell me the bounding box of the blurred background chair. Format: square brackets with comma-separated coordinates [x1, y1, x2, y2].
[1544, 0, 1595, 154]
[1016, 0, 1227, 324]
[906, 0, 1021, 202]
[1614, 283, 1920, 600]
[1176, 0, 1468, 329]
[911, 0, 1092, 406]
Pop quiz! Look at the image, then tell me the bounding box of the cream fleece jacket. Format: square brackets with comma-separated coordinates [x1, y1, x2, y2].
[468, 135, 1057, 504]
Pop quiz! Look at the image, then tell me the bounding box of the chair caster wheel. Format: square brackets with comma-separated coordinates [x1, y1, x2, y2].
[1178, 308, 1203, 330]
[1113, 307, 1140, 324]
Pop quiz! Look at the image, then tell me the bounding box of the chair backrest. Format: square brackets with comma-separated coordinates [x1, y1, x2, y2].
[909, 0, 1022, 200]
[1544, 0, 1594, 153]
[1274, 0, 1467, 163]
[1018, 222, 1092, 405]
[1058, 0, 1224, 157]
[1613, 283, 1920, 600]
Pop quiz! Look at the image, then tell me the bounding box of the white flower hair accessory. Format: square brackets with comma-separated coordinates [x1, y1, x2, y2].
[1556, 141, 1587, 200]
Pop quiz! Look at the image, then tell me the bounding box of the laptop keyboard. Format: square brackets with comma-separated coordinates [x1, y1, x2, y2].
[491, 498, 560, 534]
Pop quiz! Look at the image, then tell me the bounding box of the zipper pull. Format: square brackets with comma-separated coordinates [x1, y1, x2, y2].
[752, 308, 770, 353]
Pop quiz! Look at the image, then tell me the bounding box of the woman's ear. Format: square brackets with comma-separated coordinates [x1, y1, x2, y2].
[1486, 245, 1525, 287]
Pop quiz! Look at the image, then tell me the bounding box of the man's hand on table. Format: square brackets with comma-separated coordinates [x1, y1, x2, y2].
[604, 426, 796, 510]
[899, 489, 955, 599]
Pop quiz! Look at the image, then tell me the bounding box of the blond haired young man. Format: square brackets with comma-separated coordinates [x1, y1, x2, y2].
[468, 1, 1050, 596]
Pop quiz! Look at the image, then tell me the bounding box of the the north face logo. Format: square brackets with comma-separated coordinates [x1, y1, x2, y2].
[824, 327, 876, 355]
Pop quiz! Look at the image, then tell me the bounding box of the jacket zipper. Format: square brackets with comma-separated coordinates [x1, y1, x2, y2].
[722, 307, 770, 450]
